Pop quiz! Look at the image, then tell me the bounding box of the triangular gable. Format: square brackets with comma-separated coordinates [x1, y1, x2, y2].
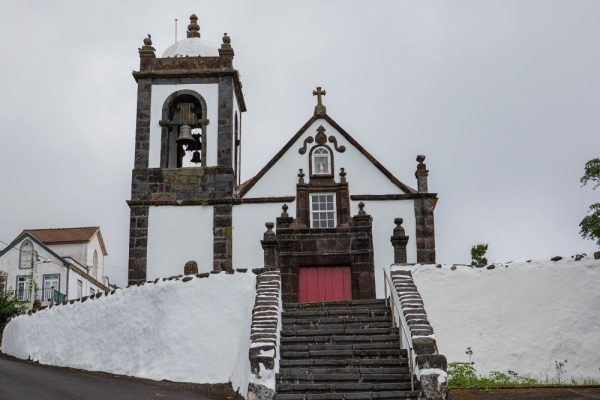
[0, 232, 68, 265]
[238, 114, 416, 197]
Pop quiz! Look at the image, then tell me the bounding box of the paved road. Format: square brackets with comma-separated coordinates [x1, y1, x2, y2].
[0, 354, 241, 400]
[450, 387, 600, 400]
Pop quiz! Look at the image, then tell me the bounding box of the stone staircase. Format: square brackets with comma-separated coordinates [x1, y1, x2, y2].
[276, 299, 420, 399]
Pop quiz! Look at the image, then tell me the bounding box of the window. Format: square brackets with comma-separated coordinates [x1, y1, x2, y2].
[16, 276, 31, 301]
[90, 288, 95, 296]
[310, 193, 336, 228]
[91, 250, 98, 277]
[19, 240, 34, 269]
[43, 274, 60, 301]
[0, 273, 6, 294]
[77, 280, 83, 299]
[312, 147, 331, 175]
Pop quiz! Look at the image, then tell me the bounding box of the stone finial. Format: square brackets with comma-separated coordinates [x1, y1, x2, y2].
[281, 204, 289, 218]
[298, 168, 305, 184]
[358, 202, 366, 216]
[222, 32, 231, 47]
[184, 260, 198, 275]
[391, 217, 409, 264]
[219, 32, 235, 64]
[138, 34, 156, 57]
[187, 14, 201, 38]
[339, 167, 347, 183]
[415, 154, 429, 193]
[313, 86, 327, 116]
[265, 222, 275, 235]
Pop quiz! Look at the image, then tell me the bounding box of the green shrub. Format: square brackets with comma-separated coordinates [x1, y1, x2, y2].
[0, 290, 27, 336]
[470, 243, 488, 266]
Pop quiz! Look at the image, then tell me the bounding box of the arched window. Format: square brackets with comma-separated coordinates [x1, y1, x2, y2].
[92, 250, 98, 277]
[19, 240, 34, 269]
[311, 146, 332, 175]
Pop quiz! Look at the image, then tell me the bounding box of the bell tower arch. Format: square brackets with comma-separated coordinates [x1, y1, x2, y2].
[127, 14, 246, 285]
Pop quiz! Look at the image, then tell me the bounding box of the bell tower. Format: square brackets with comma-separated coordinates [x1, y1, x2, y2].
[127, 14, 246, 285]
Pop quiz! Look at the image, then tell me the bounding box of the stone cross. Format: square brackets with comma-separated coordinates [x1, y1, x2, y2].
[313, 86, 327, 115]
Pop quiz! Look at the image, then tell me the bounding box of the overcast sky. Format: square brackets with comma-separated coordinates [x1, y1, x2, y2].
[1, 1, 598, 286]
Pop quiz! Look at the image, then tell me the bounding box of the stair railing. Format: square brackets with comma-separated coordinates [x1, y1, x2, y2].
[383, 269, 415, 391]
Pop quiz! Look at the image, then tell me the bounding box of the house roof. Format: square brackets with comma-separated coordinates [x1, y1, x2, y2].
[237, 113, 417, 197]
[20, 226, 108, 256]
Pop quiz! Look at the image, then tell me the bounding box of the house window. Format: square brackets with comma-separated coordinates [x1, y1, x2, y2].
[90, 288, 95, 296]
[42, 274, 60, 301]
[91, 250, 98, 277]
[0, 273, 6, 294]
[312, 147, 332, 175]
[16, 276, 31, 301]
[19, 240, 34, 269]
[77, 280, 83, 299]
[310, 193, 336, 228]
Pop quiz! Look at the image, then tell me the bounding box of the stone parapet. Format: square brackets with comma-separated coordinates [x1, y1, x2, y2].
[390, 267, 448, 400]
[249, 270, 281, 378]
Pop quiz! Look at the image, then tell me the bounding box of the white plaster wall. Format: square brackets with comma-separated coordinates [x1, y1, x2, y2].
[149, 84, 219, 168]
[244, 119, 407, 199]
[147, 206, 214, 279]
[46, 243, 87, 267]
[67, 268, 102, 299]
[84, 234, 105, 282]
[350, 200, 417, 297]
[232, 202, 296, 268]
[0, 238, 68, 296]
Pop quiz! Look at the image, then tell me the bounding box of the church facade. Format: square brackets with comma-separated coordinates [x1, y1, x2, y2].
[127, 15, 437, 302]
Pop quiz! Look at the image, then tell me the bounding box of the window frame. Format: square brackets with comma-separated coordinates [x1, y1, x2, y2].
[16, 275, 31, 301]
[42, 274, 61, 300]
[19, 240, 34, 269]
[77, 280, 83, 299]
[309, 145, 334, 177]
[309, 192, 337, 228]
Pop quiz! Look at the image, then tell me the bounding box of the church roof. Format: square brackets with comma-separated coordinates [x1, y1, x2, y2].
[20, 226, 108, 256]
[162, 37, 219, 58]
[238, 113, 417, 197]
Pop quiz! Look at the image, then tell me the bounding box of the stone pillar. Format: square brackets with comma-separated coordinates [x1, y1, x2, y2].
[213, 204, 233, 272]
[128, 205, 149, 285]
[415, 197, 436, 264]
[390, 218, 410, 264]
[261, 222, 278, 271]
[415, 155, 429, 193]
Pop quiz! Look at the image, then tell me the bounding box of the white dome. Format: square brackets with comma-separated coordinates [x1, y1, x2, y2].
[162, 37, 219, 58]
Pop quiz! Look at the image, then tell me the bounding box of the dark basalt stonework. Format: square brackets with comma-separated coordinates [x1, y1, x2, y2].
[276, 223, 376, 303]
[128, 45, 241, 285]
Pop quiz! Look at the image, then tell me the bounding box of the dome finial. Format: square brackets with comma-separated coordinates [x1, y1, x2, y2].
[187, 14, 201, 38]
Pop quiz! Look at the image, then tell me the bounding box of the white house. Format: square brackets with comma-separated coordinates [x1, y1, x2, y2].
[0, 227, 112, 305]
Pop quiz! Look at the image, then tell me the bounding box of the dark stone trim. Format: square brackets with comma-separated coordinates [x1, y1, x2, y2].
[351, 193, 438, 201]
[213, 204, 232, 272]
[133, 79, 152, 170]
[237, 113, 416, 197]
[128, 205, 149, 285]
[126, 196, 295, 207]
[132, 69, 246, 112]
[217, 76, 234, 168]
[414, 197, 436, 264]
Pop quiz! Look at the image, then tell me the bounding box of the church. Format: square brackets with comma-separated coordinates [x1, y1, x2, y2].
[127, 14, 437, 303]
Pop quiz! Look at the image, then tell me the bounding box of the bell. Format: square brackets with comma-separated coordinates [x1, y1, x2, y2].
[176, 124, 195, 147]
[191, 150, 201, 164]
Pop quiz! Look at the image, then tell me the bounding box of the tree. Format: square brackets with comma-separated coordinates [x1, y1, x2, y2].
[0, 291, 27, 336]
[471, 243, 488, 266]
[580, 158, 600, 247]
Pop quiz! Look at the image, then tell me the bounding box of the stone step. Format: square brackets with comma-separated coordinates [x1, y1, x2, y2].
[275, 391, 420, 400]
[281, 348, 403, 359]
[281, 327, 398, 337]
[284, 299, 387, 309]
[282, 315, 392, 325]
[280, 333, 400, 344]
[277, 372, 411, 383]
[283, 321, 393, 330]
[280, 358, 408, 368]
[276, 382, 413, 393]
[278, 367, 410, 375]
[283, 308, 390, 318]
[281, 342, 400, 352]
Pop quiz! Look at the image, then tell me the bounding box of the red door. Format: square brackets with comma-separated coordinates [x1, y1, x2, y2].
[298, 266, 352, 303]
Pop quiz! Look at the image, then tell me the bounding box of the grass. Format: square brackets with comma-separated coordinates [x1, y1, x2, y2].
[447, 362, 600, 389]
